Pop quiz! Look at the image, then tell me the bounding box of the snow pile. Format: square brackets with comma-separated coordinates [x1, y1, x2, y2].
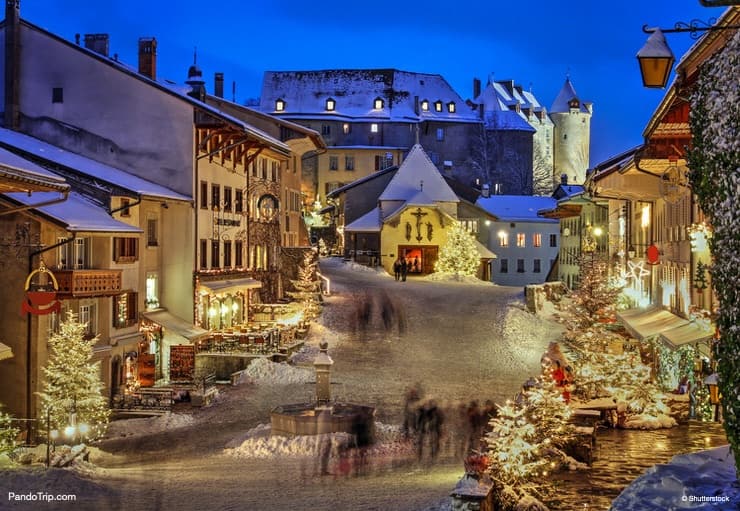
[622, 413, 677, 430]
[224, 422, 412, 459]
[342, 260, 390, 276]
[103, 412, 195, 439]
[610, 445, 739, 510]
[288, 344, 320, 365]
[424, 272, 492, 285]
[236, 358, 313, 385]
[503, 304, 561, 345]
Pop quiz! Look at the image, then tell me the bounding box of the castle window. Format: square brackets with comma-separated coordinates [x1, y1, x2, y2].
[436, 128, 444, 141]
[343, 123, 351, 134]
[434, 100, 443, 112]
[52, 87, 64, 104]
[370, 123, 379, 133]
[421, 100, 430, 112]
[373, 97, 384, 110]
[275, 98, 285, 111]
[325, 98, 336, 111]
[447, 102, 456, 113]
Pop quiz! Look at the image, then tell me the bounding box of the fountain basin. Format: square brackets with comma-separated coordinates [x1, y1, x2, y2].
[270, 402, 375, 446]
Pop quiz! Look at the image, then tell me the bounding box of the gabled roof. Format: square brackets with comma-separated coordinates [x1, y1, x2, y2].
[326, 165, 399, 199]
[0, 128, 190, 201]
[550, 78, 590, 114]
[3, 191, 142, 233]
[378, 145, 459, 203]
[344, 206, 382, 232]
[476, 195, 558, 223]
[259, 69, 479, 123]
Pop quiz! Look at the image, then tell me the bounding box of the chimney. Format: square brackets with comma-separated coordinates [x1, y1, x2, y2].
[4, 0, 21, 129]
[214, 73, 224, 98]
[561, 173, 568, 185]
[473, 78, 481, 98]
[137, 37, 157, 80]
[84, 34, 109, 57]
[481, 183, 490, 198]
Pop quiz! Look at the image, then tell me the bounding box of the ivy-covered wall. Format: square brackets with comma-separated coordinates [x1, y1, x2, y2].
[687, 29, 740, 476]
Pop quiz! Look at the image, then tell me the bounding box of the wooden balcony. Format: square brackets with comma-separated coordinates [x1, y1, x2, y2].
[53, 269, 123, 298]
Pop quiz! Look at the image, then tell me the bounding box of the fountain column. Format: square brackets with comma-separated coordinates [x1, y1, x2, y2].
[314, 341, 333, 405]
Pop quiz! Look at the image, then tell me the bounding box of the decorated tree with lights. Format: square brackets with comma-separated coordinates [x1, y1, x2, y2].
[38, 312, 109, 441]
[566, 252, 622, 329]
[0, 406, 19, 456]
[434, 221, 480, 278]
[484, 379, 579, 508]
[687, 29, 740, 474]
[287, 251, 322, 320]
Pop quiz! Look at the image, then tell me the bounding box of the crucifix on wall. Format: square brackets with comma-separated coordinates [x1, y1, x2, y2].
[411, 208, 427, 242]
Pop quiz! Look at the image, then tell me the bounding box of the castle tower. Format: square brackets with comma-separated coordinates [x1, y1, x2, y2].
[549, 77, 592, 185]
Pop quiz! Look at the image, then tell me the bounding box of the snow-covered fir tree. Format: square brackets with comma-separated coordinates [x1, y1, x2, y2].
[287, 251, 322, 320]
[434, 221, 480, 278]
[687, 29, 740, 475]
[38, 311, 109, 441]
[567, 253, 622, 329]
[0, 406, 19, 456]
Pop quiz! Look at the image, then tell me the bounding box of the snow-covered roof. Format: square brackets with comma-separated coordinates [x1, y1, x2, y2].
[379, 144, 459, 204]
[550, 78, 591, 114]
[3, 191, 142, 233]
[472, 79, 549, 131]
[344, 206, 382, 232]
[0, 128, 190, 201]
[476, 195, 558, 223]
[259, 69, 479, 123]
[0, 146, 69, 192]
[326, 166, 399, 199]
[483, 110, 536, 132]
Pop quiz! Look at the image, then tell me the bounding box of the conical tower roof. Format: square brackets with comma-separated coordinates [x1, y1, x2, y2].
[550, 77, 589, 114]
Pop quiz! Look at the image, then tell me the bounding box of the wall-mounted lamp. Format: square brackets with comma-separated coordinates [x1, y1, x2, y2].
[638, 19, 740, 89]
[160, 202, 169, 209]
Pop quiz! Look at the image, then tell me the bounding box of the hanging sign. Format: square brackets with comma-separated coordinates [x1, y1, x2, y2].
[646, 244, 660, 265]
[21, 261, 61, 315]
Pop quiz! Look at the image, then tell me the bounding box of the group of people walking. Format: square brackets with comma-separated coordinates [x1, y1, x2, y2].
[393, 256, 420, 281]
[402, 385, 498, 463]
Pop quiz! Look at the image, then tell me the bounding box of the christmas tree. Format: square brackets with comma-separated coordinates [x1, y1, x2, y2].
[287, 252, 322, 320]
[566, 252, 622, 329]
[687, 29, 740, 474]
[0, 406, 19, 456]
[434, 221, 480, 278]
[38, 311, 110, 442]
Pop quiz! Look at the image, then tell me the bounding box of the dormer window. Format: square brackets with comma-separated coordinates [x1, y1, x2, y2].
[326, 98, 336, 111]
[275, 98, 285, 111]
[421, 100, 429, 112]
[373, 97, 384, 110]
[434, 100, 443, 112]
[447, 101, 456, 113]
[568, 98, 580, 110]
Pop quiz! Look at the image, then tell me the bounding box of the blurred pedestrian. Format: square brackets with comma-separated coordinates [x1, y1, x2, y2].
[393, 258, 402, 281]
[402, 385, 421, 439]
[401, 258, 408, 281]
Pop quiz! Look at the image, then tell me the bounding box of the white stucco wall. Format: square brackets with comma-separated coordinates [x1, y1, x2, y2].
[486, 220, 560, 286]
[551, 110, 591, 185]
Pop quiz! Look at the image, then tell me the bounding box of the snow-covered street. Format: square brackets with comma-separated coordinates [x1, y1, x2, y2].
[2, 258, 557, 510]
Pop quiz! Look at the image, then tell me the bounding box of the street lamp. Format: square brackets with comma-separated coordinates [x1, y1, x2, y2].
[637, 18, 740, 89]
[637, 28, 674, 88]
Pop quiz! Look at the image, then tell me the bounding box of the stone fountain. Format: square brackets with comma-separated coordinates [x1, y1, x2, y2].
[270, 341, 375, 445]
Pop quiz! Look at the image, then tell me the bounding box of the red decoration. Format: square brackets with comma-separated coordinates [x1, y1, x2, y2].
[21, 262, 61, 315]
[646, 244, 660, 265]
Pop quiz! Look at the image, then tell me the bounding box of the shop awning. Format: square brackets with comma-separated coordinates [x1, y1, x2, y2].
[617, 306, 689, 341]
[141, 310, 208, 341]
[660, 322, 714, 354]
[0, 342, 12, 361]
[199, 277, 262, 296]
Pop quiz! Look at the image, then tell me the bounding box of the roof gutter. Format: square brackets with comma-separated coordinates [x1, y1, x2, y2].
[0, 189, 70, 216]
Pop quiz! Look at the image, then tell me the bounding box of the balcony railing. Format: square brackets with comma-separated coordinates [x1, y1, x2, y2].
[53, 269, 123, 298]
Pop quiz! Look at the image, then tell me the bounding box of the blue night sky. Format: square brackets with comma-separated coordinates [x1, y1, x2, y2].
[21, 0, 727, 167]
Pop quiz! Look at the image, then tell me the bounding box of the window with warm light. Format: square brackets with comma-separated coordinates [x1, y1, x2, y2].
[370, 123, 379, 133]
[275, 98, 285, 111]
[447, 102, 456, 113]
[517, 233, 526, 247]
[325, 98, 336, 111]
[434, 100, 443, 112]
[373, 97, 384, 109]
[498, 231, 509, 247]
[421, 100, 429, 112]
[343, 123, 351, 134]
[533, 233, 541, 247]
[641, 204, 651, 228]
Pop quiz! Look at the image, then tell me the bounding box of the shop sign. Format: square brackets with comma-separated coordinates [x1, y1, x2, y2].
[22, 261, 61, 315]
